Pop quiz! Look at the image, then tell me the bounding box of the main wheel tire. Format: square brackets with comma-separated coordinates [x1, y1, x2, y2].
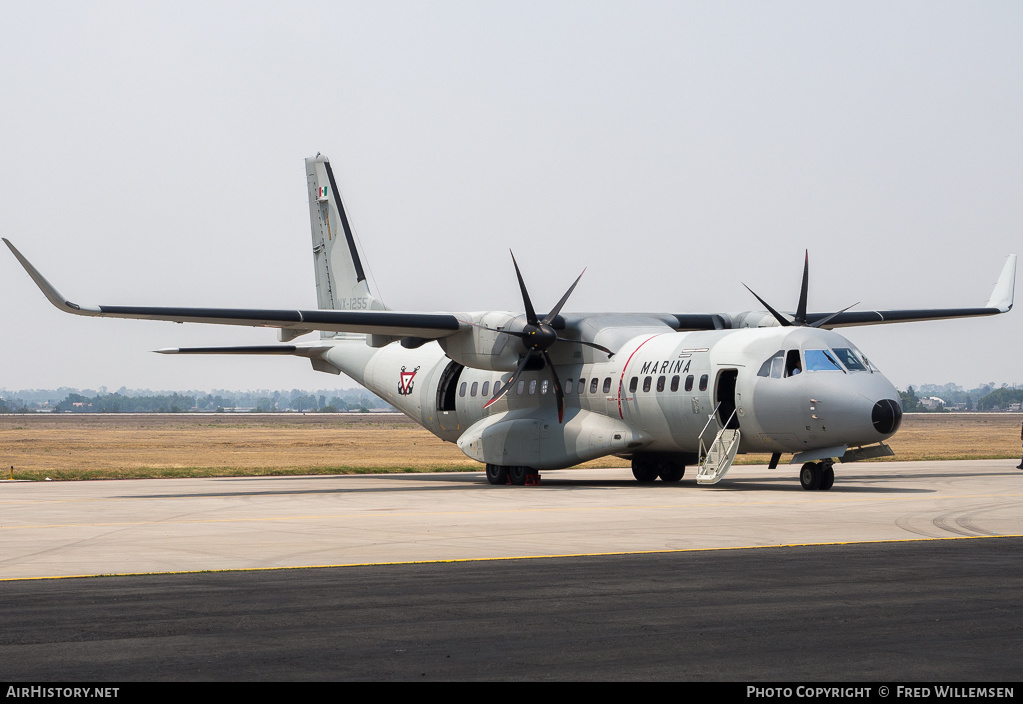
[658, 462, 685, 482]
[632, 459, 659, 483]
[509, 466, 530, 486]
[819, 465, 835, 490]
[486, 464, 509, 485]
[800, 462, 821, 491]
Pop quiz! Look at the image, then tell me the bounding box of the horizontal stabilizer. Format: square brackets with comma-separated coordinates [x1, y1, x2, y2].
[155, 346, 299, 355]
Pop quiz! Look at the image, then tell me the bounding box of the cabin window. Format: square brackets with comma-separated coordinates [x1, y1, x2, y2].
[670, 375, 680, 392]
[578, 378, 586, 394]
[805, 349, 844, 372]
[656, 376, 665, 392]
[590, 378, 599, 394]
[832, 348, 867, 371]
[565, 379, 573, 393]
[602, 377, 612, 394]
[629, 377, 638, 393]
[685, 375, 694, 392]
[493, 381, 501, 397]
[528, 380, 537, 394]
[470, 382, 478, 397]
[541, 379, 549, 395]
[459, 382, 467, 397]
[699, 374, 708, 391]
[517, 380, 525, 395]
[643, 377, 652, 392]
[482, 381, 490, 396]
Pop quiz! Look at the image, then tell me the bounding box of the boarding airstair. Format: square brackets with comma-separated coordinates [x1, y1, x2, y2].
[697, 403, 741, 485]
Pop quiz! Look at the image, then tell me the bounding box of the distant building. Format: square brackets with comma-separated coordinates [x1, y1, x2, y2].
[919, 397, 945, 411]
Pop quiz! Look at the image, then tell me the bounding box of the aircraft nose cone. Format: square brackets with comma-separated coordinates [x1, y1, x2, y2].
[871, 398, 903, 435]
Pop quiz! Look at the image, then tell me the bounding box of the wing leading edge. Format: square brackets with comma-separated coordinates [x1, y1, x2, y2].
[672, 254, 1015, 331]
[3, 238, 463, 340]
[5, 238, 1015, 339]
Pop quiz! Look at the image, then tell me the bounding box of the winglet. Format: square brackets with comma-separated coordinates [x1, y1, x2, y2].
[3, 238, 101, 316]
[984, 254, 1016, 312]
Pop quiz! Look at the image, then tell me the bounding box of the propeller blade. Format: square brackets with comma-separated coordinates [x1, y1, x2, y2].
[510, 251, 539, 325]
[543, 268, 586, 325]
[475, 325, 613, 357]
[795, 250, 809, 325]
[475, 324, 530, 340]
[483, 350, 534, 410]
[743, 284, 793, 327]
[556, 337, 615, 357]
[542, 350, 566, 423]
[809, 302, 860, 329]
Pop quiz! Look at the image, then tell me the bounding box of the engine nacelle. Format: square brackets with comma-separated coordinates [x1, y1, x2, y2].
[438, 311, 525, 372]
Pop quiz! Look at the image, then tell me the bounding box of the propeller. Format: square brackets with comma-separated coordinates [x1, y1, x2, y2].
[482, 251, 613, 422]
[743, 250, 858, 329]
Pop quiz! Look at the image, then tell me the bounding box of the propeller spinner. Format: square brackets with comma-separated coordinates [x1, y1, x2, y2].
[483, 252, 613, 423]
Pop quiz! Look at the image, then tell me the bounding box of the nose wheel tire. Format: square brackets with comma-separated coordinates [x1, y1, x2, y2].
[800, 462, 822, 490]
[800, 462, 835, 491]
[819, 465, 835, 490]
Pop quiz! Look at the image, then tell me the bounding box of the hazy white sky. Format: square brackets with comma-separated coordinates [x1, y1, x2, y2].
[1, 1, 1020, 392]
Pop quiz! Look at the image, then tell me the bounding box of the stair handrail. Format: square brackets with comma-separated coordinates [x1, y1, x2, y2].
[698, 402, 723, 445]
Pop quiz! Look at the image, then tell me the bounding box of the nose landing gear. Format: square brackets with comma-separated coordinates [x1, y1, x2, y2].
[799, 459, 835, 491]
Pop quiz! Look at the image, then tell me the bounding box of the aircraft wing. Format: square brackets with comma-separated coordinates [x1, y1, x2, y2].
[674, 254, 1016, 330]
[6, 237, 1014, 338]
[809, 254, 1016, 328]
[4, 238, 464, 339]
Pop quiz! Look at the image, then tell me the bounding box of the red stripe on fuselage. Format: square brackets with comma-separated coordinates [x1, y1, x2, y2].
[617, 334, 664, 419]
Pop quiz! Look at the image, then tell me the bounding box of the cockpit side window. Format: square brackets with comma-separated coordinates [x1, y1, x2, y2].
[832, 347, 867, 371]
[805, 349, 844, 371]
[785, 349, 802, 377]
[758, 351, 785, 379]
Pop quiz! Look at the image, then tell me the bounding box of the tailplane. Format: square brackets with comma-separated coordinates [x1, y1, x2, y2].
[305, 154, 388, 340]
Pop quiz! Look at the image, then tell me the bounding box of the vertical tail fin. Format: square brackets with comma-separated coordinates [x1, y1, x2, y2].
[305, 154, 389, 339]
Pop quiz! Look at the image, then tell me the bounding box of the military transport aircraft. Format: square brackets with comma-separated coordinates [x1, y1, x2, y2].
[4, 154, 1017, 490]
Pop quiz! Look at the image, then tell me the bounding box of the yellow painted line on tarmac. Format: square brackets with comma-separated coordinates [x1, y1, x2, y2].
[2, 533, 1022, 582]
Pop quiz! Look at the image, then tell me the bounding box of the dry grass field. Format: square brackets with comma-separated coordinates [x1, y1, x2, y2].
[1, 412, 1021, 481]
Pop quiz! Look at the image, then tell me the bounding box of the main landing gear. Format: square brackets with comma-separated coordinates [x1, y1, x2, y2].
[799, 459, 835, 491]
[632, 456, 686, 483]
[485, 464, 541, 486]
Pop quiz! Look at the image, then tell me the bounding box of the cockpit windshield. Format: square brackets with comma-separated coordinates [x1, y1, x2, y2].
[831, 347, 867, 371]
[758, 344, 875, 378]
[804, 349, 844, 372]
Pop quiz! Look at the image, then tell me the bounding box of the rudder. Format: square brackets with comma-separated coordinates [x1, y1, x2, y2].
[305, 154, 388, 339]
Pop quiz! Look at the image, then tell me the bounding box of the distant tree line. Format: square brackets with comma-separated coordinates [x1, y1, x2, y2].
[899, 383, 1022, 412]
[54, 392, 199, 413]
[0, 387, 390, 413]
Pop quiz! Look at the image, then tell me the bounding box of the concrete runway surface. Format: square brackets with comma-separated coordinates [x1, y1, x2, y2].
[1, 461, 1021, 680]
[2, 460, 1021, 580]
